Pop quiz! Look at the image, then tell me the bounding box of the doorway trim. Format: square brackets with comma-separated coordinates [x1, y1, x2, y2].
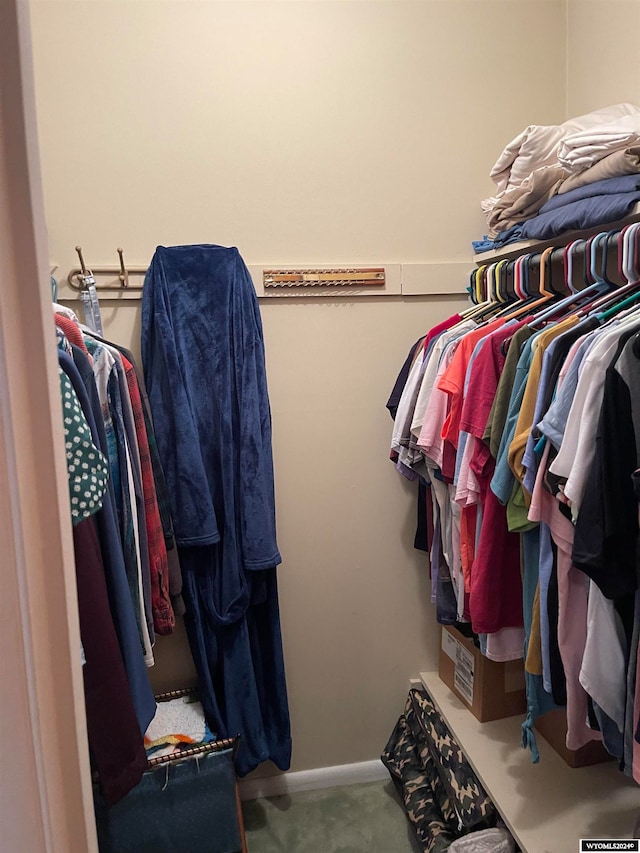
[0, 2, 97, 850]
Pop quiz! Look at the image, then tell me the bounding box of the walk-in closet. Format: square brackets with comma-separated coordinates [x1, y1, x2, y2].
[2, 2, 640, 852]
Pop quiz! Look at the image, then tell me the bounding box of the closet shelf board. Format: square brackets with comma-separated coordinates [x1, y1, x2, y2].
[474, 202, 640, 265]
[419, 671, 639, 853]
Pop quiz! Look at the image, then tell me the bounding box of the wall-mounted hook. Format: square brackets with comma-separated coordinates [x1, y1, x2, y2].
[75, 245, 88, 276]
[117, 247, 129, 288]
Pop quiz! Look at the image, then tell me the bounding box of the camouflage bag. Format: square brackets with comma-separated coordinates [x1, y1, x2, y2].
[382, 708, 458, 853]
[382, 687, 496, 852]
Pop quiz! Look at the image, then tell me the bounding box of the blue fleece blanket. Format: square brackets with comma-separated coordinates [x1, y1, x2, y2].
[141, 245, 291, 775]
[473, 174, 640, 253]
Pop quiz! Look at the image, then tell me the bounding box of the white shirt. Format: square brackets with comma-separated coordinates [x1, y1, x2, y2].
[550, 314, 640, 516]
[579, 580, 627, 730]
[410, 321, 476, 443]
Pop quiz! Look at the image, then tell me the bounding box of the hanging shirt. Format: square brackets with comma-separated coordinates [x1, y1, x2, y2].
[103, 340, 185, 616]
[454, 323, 524, 627]
[391, 344, 429, 475]
[438, 318, 507, 450]
[508, 317, 579, 499]
[72, 517, 148, 803]
[528, 441, 603, 751]
[122, 354, 175, 634]
[538, 331, 595, 449]
[387, 336, 426, 421]
[484, 324, 535, 459]
[521, 317, 599, 495]
[573, 330, 640, 600]
[413, 323, 476, 433]
[55, 312, 92, 362]
[629, 589, 640, 782]
[59, 366, 109, 525]
[580, 583, 628, 731]
[59, 349, 157, 737]
[458, 322, 529, 660]
[463, 319, 530, 481]
[85, 336, 150, 661]
[88, 333, 176, 639]
[550, 315, 640, 515]
[535, 334, 587, 691]
[419, 338, 463, 469]
[492, 334, 539, 506]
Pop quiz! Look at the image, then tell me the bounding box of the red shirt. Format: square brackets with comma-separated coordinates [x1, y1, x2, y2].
[122, 355, 175, 635]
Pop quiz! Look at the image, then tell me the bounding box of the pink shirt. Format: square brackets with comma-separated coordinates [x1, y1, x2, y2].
[438, 318, 506, 450]
[529, 443, 602, 751]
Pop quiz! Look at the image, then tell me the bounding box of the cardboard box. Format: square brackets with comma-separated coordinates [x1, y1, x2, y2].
[438, 625, 527, 722]
[534, 709, 614, 768]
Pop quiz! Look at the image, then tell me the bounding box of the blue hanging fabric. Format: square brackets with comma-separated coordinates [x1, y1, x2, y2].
[520, 526, 559, 763]
[141, 244, 292, 776]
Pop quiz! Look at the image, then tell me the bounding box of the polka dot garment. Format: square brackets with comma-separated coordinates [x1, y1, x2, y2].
[59, 367, 109, 524]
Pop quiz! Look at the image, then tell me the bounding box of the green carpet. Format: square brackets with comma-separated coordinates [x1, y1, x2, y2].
[242, 779, 421, 853]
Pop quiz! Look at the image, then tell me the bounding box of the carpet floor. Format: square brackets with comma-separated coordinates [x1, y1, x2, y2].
[241, 779, 421, 853]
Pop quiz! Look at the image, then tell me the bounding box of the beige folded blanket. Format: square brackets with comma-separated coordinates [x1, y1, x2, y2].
[485, 146, 640, 237]
[488, 103, 639, 198]
[485, 165, 567, 237]
[558, 145, 640, 193]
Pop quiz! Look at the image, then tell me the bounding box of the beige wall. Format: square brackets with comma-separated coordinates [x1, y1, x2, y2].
[29, 0, 567, 773]
[567, 0, 640, 116]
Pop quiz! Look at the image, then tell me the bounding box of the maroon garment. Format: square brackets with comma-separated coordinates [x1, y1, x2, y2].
[441, 439, 457, 483]
[469, 467, 524, 634]
[73, 518, 148, 804]
[121, 354, 174, 635]
[461, 323, 527, 634]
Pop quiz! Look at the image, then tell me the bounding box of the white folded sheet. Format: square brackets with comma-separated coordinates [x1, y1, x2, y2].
[558, 113, 640, 172]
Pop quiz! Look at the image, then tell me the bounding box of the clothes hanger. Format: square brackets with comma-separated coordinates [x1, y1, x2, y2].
[459, 264, 494, 323]
[494, 255, 528, 352]
[565, 239, 583, 294]
[545, 246, 571, 298]
[464, 270, 478, 307]
[504, 261, 518, 302]
[599, 228, 626, 288]
[459, 266, 486, 319]
[623, 222, 640, 282]
[598, 289, 640, 322]
[463, 263, 506, 322]
[490, 258, 522, 316]
[582, 235, 598, 287]
[583, 231, 639, 322]
[496, 246, 556, 321]
[494, 259, 512, 304]
[589, 230, 618, 287]
[580, 225, 640, 317]
[527, 241, 601, 327]
[621, 223, 637, 283]
[490, 254, 531, 317]
[622, 225, 640, 354]
[477, 266, 487, 303]
[514, 254, 527, 300]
